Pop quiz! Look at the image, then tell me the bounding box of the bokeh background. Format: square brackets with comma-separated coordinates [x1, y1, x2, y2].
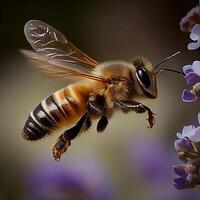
[1, 0, 200, 199]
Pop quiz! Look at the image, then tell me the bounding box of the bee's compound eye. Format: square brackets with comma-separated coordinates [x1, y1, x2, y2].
[136, 68, 151, 88]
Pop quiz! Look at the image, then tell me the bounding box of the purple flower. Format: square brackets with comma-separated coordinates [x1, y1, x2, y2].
[174, 138, 193, 152]
[188, 24, 200, 50]
[182, 61, 200, 102]
[173, 164, 190, 190]
[176, 113, 200, 143]
[23, 157, 113, 200]
[180, 6, 200, 33]
[174, 161, 200, 190]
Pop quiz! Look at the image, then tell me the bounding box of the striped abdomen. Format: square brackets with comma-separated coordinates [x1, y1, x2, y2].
[22, 84, 89, 140]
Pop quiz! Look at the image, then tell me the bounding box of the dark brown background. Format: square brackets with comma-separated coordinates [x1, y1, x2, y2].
[0, 0, 200, 199]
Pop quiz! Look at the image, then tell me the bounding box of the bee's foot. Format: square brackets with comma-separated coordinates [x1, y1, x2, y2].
[52, 139, 71, 161]
[147, 112, 156, 128]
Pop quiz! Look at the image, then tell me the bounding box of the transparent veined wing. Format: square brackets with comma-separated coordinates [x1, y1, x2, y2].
[22, 20, 107, 82]
[24, 20, 98, 70]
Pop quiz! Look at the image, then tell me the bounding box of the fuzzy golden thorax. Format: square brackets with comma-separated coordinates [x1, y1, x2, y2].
[95, 58, 157, 101]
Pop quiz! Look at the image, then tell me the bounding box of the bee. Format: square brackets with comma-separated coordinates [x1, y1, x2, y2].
[21, 20, 181, 160]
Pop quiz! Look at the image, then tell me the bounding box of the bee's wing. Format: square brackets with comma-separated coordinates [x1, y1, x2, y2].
[21, 50, 106, 82]
[22, 20, 106, 82]
[24, 20, 98, 68]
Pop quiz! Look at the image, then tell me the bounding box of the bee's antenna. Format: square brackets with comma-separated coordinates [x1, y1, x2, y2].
[156, 68, 184, 75]
[154, 51, 181, 71]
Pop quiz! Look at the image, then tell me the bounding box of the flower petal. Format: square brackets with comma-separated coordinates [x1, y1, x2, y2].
[176, 132, 184, 139]
[190, 32, 199, 41]
[192, 61, 200, 76]
[174, 177, 186, 186]
[173, 183, 186, 190]
[184, 72, 200, 84]
[180, 16, 191, 33]
[173, 165, 187, 176]
[189, 126, 200, 142]
[182, 89, 197, 102]
[187, 41, 200, 50]
[198, 113, 200, 125]
[190, 24, 200, 40]
[182, 125, 196, 137]
[183, 65, 193, 74]
[174, 138, 193, 151]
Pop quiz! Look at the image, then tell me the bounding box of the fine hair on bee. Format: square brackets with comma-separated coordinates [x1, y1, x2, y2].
[21, 20, 181, 161]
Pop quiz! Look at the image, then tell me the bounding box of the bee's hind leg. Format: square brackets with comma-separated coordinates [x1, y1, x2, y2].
[52, 112, 90, 161]
[117, 100, 155, 128]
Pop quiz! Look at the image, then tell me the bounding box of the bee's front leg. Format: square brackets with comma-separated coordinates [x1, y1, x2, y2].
[52, 112, 89, 161]
[117, 100, 156, 128]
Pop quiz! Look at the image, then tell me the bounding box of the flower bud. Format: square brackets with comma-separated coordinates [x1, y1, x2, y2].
[174, 138, 193, 152]
[180, 6, 200, 32]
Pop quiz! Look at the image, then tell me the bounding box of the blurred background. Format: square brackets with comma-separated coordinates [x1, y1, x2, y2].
[1, 0, 200, 199]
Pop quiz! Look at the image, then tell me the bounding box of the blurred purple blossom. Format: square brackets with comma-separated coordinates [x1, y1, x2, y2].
[182, 61, 200, 102]
[128, 134, 200, 199]
[188, 24, 200, 50]
[180, 6, 200, 33]
[23, 157, 113, 200]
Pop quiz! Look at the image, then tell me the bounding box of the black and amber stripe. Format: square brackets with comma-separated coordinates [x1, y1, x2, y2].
[22, 101, 57, 140]
[22, 86, 87, 141]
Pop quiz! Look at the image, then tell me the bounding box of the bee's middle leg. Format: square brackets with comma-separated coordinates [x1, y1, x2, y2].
[117, 100, 155, 128]
[87, 93, 109, 133]
[52, 112, 90, 161]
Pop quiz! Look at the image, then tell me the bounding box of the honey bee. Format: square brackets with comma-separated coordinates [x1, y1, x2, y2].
[21, 20, 181, 160]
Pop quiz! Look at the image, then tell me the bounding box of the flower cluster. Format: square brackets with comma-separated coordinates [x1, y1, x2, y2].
[182, 60, 200, 102]
[172, 4, 200, 191]
[174, 114, 200, 189]
[180, 6, 200, 103]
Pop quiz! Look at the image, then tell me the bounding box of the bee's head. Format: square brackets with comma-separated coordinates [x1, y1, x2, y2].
[133, 57, 157, 99]
[132, 51, 182, 99]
